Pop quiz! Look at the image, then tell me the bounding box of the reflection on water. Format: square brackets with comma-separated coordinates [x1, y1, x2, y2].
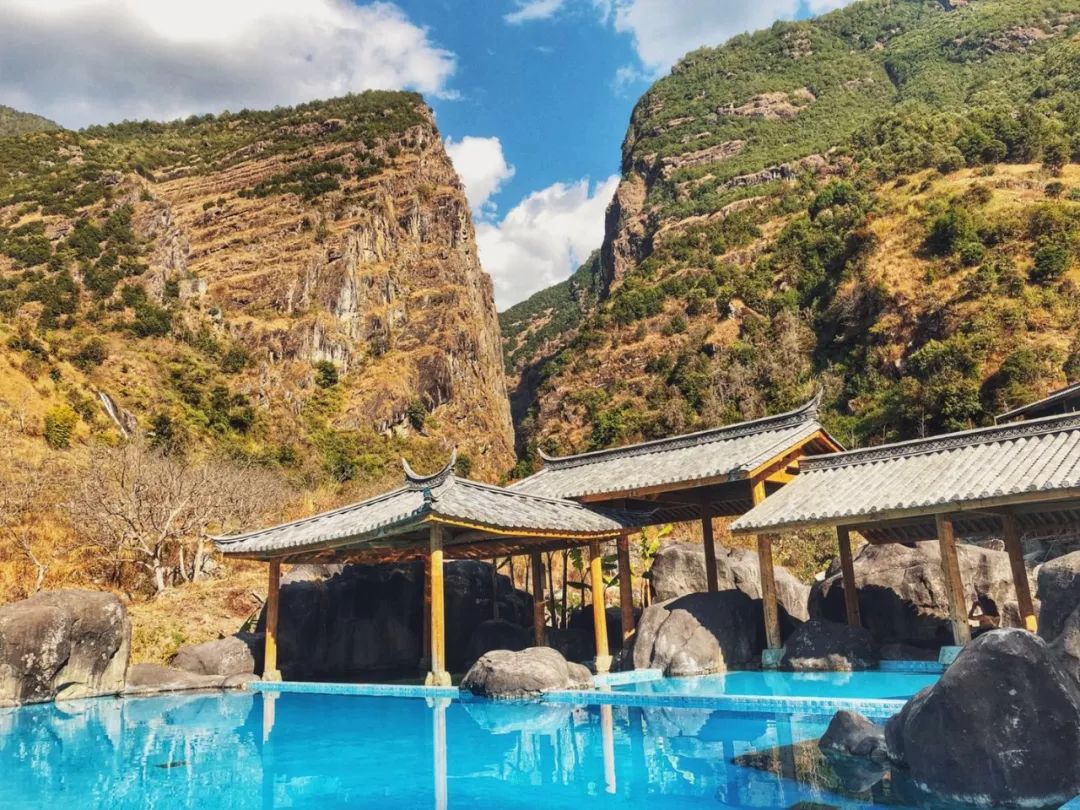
[0, 690, 905, 809]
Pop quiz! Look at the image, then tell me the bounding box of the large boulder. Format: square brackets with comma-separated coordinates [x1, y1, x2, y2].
[465, 619, 531, 665]
[1051, 602, 1080, 686]
[124, 663, 255, 696]
[171, 633, 263, 677]
[567, 606, 627, 652]
[0, 590, 130, 707]
[818, 710, 889, 793]
[780, 619, 878, 671]
[263, 561, 531, 680]
[885, 629, 1080, 807]
[1036, 550, 1080, 642]
[544, 627, 594, 664]
[812, 541, 1023, 647]
[650, 543, 810, 621]
[630, 590, 765, 676]
[460, 647, 593, 699]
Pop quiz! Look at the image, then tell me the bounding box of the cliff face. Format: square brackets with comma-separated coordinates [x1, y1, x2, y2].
[0, 93, 513, 481]
[505, 0, 1080, 464]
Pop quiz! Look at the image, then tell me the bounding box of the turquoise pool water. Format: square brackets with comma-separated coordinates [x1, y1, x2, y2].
[0, 689, 922, 809]
[613, 670, 940, 700]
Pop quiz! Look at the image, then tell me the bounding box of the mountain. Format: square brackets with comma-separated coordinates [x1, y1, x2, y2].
[0, 105, 61, 137]
[504, 0, 1080, 466]
[0, 92, 514, 483]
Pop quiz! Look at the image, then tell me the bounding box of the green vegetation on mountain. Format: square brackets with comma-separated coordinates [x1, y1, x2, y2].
[0, 105, 61, 137]
[507, 0, 1080, 465]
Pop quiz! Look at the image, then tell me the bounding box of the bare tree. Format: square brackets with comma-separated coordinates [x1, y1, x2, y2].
[68, 441, 286, 597]
[0, 420, 61, 596]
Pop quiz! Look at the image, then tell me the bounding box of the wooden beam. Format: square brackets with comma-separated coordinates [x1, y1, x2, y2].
[264, 560, 282, 682]
[1001, 513, 1038, 633]
[702, 510, 719, 593]
[427, 525, 451, 686]
[752, 478, 782, 650]
[935, 513, 972, 646]
[590, 539, 612, 673]
[617, 533, 635, 643]
[836, 526, 861, 628]
[530, 551, 546, 645]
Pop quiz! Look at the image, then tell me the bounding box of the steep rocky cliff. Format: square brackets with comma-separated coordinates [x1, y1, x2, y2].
[0, 93, 513, 481]
[504, 0, 1080, 462]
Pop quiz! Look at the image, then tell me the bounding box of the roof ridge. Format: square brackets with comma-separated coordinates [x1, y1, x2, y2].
[536, 394, 821, 471]
[996, 381, 1080, 422]
[803, 411, 1080, 471]
[457, 477, 604, 509]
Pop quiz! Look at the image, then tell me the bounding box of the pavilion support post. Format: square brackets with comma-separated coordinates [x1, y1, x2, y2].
[935, 513, 972, 647]
[590, 539, 612, 673]
[701, 510, 719, 593]
[617, 533, 635, 644]
[264, 560, 282, 682]
[836, 526, 862, 628]
[529, 551, 546, 646]
[421, 554, 432, 671]
[752, 479, 783, 656]
[1002, 513, 1037, 633]
[426, 525, 451, 686]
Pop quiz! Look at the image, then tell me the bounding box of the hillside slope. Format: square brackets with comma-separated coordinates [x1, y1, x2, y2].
[506, 0, 1080, 463]
[0, 105, 61, 137]
[0, 92, 514, 483]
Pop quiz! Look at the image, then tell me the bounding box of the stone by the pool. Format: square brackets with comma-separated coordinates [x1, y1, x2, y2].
[649, 543, 810, 620]
[780, 619, 879, 671]
[0, 589, 130, 707]
[629, 590, 764, 676]
[1037, 550, 1080, 642]
[172, 632, 263, 677]
[465, 619, 531, 665]
[124, 663, 257, 696]
[818, 710, 889, 793]
[885, 628, 1080, 807]
[460, 646, 593, 699]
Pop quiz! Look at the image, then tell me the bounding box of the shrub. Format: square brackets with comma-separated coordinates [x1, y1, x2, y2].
[43, 404, 78, 449]
[1030, 243, 1072, 283]
[314, 360, 338, 388]
[405, 399, 427, 430]
[72, 337, 108, 370]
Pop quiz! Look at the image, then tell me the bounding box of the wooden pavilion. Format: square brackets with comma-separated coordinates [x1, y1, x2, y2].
[730, 411, 1080, 645]
[512, 395, 842, 652]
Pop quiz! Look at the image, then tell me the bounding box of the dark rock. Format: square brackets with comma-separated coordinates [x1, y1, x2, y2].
[567, 606, 627, 652]
[818, 710, 889, 793]
[1051, 602, 1080, 686]
[880, 642, 939, 661]
[465, 619, 531, 665]
[544, 627, 594, 663]
[885, 629, 1080, 807]
[780, 619, 879, 671]
[629, 590, 765, 676]
[124, 663, 256, 696]
[812, 541, 1022, 647]
[1037, 550, 1080, 642]
[262, 560, 531, 679]
[460, 647, 593, 699]
[0, 589, 130, 707]
[650, 543, 810, 621]
[171, 633, 263, 677]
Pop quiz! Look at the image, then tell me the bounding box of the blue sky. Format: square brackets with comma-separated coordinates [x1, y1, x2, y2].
[0, 0, 849, 306]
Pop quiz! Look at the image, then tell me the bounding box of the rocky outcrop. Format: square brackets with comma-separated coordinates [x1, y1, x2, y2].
[465, 619, 531, 665]
[124, 663, 256, 696]
[0, 590, 130, 707]
[818, 711, 890, 793]
[650, 543, 810, 621]
[265, 561, 531, 680]
[885, 629, 1080, 807]
[779, 619, 879, 671]
[812, 541, 1022, 648]
[1036, 550, 1080, 641]
[630, 591, 765, 676]
[460, 647, 593, 699]
[1051, 602, 1080, 685]
[171, 633, 263, 678]
[567, 606, 629, 652]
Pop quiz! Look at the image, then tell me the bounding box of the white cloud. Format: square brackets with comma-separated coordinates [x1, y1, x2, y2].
[505, 0, 568, 24]
[477, 175, 619, 309]
[0, 0, 456, 128]
[446, 136, 516, 217]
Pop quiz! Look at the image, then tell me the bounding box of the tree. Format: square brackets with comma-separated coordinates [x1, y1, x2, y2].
[68, 442, 286, 597]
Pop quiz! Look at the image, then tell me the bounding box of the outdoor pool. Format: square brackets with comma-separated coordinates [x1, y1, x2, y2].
[611, 669, 941, 701]
[0, 681, 936, 809]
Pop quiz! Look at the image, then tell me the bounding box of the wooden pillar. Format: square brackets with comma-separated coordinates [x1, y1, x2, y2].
[752, 479, 782, 650]
[701, 510, 719, 593]
[617, 533, 635, 643]
[590, 539, 612, 673]
[264, 560, 282, 682]
[935, 513, 972, 646]
[836, 526, 862, 628]
[1002, 513, 1037, 633]
[530, 551, 546, 646]
[421, 554, 432, 670]
[427, 525, 451, 686]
